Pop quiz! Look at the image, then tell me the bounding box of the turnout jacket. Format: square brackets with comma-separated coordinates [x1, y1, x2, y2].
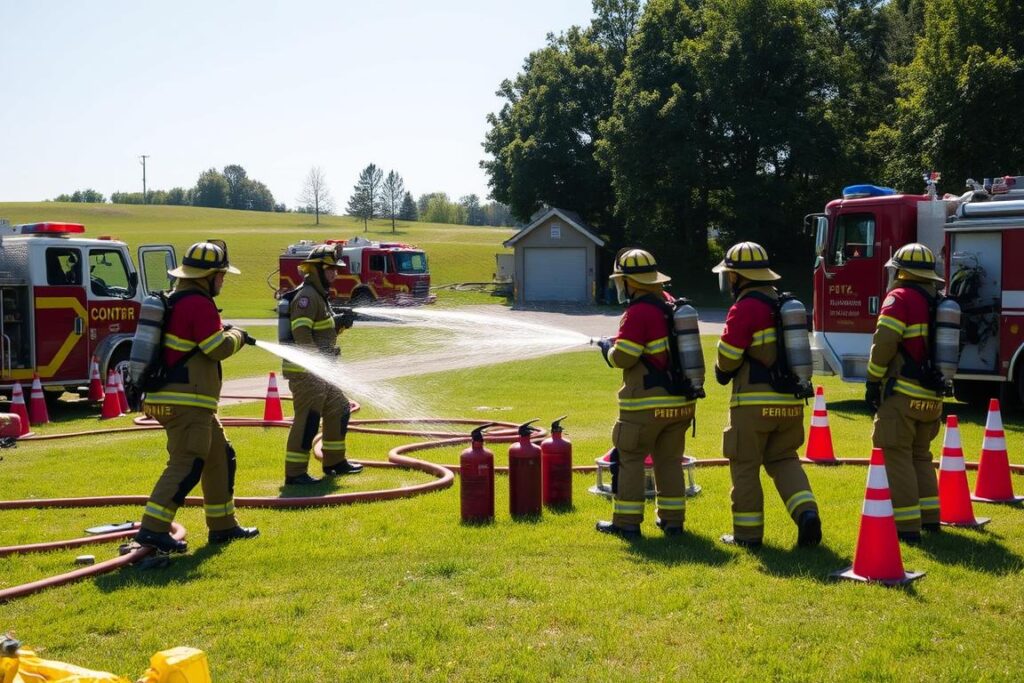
[145, 279, 245, 410]
[608, 291, 694, 411]
[716, 286, 802, 408]
[867, 280, 941, 400]
[283, 275, 342, 378]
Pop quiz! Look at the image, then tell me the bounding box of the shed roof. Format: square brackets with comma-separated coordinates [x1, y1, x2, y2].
[502, 207, 605, 247]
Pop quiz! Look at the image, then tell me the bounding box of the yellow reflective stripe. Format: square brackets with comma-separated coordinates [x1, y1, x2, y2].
[893, 505, 921, 521]
[613, 500, 644, 514]
[733, 512, 764, 526]
[285, 451, 309, 463]
[785, 490, 816, 515]
[312, 318, 335, 331]
[656, 496, 685, 510]
[893, 379, 941, 399]
[877, 315, 906, 335]
[199, 330, 226, 353]
[750, 328, 777, 347]
[919, 496, 939, 510]
[163, 333, 197, 352]
[867, 361, 888, 379]
[144, 391, 218, 410]
[144, 502, 176, 523]
[904, 323, 927, 339]
[645, 337, 669, 354]
[613, 339, 644, 357]
[717, 339, 744, 360]
[291, 317, 314, 330]
[204, 501, 235, 518]
[321, 440, 347, 451]
[730, 393, 804, 407]
[619, 395, 696, 410]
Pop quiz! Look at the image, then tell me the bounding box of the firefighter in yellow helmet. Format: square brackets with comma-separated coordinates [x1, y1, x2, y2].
[135, 240, 258, 553]
[713, 242, 821, 549]
[282, 244, 362, 486]
[594, 248, 698, 538]
[866, 243, 945, 543]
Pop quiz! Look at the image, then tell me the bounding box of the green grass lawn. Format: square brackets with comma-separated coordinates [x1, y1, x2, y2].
[4, 335, 1024, 680]
[0, 203, 515, 316]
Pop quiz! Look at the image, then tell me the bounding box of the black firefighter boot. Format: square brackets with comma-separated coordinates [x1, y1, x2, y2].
[208, 526, 260, 544]
[595, 520, 641, 539]
[323, 460, 363, 476]
[285, 473, 322, 486]
[796, 509, 823, 548]
[134, 528, 188, 554]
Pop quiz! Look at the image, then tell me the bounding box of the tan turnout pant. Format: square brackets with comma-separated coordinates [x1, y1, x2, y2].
[723, 405, 817, 542]
[610, 405, 694, 528]
[871, 392, 941, 533]
[140, 403, 238, 533]
[285, 374, 352, 477]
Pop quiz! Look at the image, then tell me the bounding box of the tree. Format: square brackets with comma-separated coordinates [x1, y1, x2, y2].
[346, 164, 383, 231]
[399, 191, 418, 221]
[192, 168, 230, 208]
[380, 170, 406, 233]
[460, 194, 486, 225]
[223, 164, 249, 210]
[54, 189, 105, 203]
[297, 166, 334, 225]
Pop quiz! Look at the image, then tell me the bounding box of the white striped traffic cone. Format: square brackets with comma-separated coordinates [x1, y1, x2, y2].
[804, 386, 837, 464]
[939, 415, 990, 528]
[28, 374, 50, 425]
[972, 398, 1024, 504]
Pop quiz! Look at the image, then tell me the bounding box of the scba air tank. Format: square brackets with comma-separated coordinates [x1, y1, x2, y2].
[128, 294, 166, 384]
[541, 416, 572, 508]
[779, 298, 814, 395]
[508, 419, 542, 518]
[934, 298, 962, 385]
[673, 301, 705, 398]
[460, 424, 495, 523]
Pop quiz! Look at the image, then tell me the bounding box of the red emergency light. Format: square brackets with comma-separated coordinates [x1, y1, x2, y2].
[18, 222, 86, 235]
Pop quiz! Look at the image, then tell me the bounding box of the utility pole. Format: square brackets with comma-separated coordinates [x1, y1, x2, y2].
[139, 155, 150, 204]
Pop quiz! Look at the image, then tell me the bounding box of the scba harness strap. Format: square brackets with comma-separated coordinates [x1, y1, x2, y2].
[891, 283, 951, 396]
[740, 289, 812, 400]
[140, 289, 208, 393]
[632, 294, 700, 401]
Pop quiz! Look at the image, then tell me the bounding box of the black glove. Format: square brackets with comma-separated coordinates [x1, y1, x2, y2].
[239, 329, 256, 346]
[596, 337, 613, 367]
[334, 309, 356, 331]
[715, 366, 734, 386]
[865, 381, 881, 413]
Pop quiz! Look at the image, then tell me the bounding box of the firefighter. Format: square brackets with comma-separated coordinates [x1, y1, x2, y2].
[865, 243, 944, 543]
[134, 240, 258, 553]
[282, 244, 362, 486]
[713, 242, 821, 549]
[594, 248, 696, 538]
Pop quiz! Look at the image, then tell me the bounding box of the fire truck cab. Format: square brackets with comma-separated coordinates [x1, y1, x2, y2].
[810, 177, 1024, 404]
[0, 221, 176, 399]
[278, 236, 433, 306]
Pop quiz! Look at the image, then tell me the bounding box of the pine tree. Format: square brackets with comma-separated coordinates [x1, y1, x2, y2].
[346, 164, 383, 231]
[399, 191, 418, 221]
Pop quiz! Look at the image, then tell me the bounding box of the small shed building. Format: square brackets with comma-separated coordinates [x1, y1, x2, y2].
[502, 208, 605, 304]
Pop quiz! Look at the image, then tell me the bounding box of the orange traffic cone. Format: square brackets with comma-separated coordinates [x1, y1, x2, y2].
[804, 386, 837, 464]
[939, 415, 990, 528]
[114, 370, 130, 414]
[972, 398, 1024, 504]
[9, 382, 30, 437]
[263, 372, 283, 421]
[100, 371, 124, 419]
[28, 374, 50, 425]
[833, 447, 924, 585]
[88, 356, 105, 402]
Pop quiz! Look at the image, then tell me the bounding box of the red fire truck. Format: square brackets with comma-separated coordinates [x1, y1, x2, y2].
[810, 175, 1024, 404]
[0, 221, 176, 400]
[277, 236, 433, 306]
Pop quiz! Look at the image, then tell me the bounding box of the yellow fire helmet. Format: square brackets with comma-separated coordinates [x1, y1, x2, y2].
[609, 248, 671, 286]
[885, 243, 944, 282]
[302, 244, 344, 268]
[712, 241, 780, 281]
[168, 240, 240, 279]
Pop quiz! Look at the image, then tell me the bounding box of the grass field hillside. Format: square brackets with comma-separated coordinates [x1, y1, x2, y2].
[0, 203, 515, 317]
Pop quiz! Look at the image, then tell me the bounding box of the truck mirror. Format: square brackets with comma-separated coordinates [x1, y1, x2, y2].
[128, 271, 139, 296]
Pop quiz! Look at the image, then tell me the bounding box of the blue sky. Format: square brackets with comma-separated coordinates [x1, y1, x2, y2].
[0, 0, 594, 206]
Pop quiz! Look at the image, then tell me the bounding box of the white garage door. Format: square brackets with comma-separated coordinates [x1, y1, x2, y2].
[524, 247, 587, 302]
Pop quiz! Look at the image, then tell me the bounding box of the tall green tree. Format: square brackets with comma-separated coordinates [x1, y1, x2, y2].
[346, 164, 383, 231]
[399, 191, 418, 221]
[380, 170, 406, 233]
[192, 168, 230, 208]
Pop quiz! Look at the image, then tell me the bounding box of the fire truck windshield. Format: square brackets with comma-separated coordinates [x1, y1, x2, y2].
[394, 251, 428, 274]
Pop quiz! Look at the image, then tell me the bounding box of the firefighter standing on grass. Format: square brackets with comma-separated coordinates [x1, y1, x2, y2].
[282, 244, 362, 486]
[134, 241, 258, 553]
[865, 243, 944, 544]
[713, 242, 821, 549]
[594, 249, 696, 539]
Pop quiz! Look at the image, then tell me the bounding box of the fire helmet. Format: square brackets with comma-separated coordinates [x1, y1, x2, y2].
[609, 248, 671, 286]
[168, 240, 240, 279]
[712, 242, 780, 281]
[302, 244, 344, 269]
[885, 243, 943, 282]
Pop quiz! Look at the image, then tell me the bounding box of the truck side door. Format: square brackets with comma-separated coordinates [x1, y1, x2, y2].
[137, 245, 176, 295]
[34, 246, 88, 382]
[86, 247, 140, 359]
[366, 251, 389, 297]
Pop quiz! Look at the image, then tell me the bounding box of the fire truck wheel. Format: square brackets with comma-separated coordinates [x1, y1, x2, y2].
[953, 379, 1000, 406]
[106, 346, 131, 384]
[351, 291, 375, 307]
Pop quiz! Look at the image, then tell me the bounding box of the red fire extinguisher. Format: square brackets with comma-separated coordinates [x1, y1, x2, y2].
[460, 423, 495, 523]
[541, 415, 573, 508]
[509, 419, 542, 518]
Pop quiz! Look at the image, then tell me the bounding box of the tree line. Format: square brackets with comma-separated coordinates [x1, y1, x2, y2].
[482, 0, 1024, 270]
